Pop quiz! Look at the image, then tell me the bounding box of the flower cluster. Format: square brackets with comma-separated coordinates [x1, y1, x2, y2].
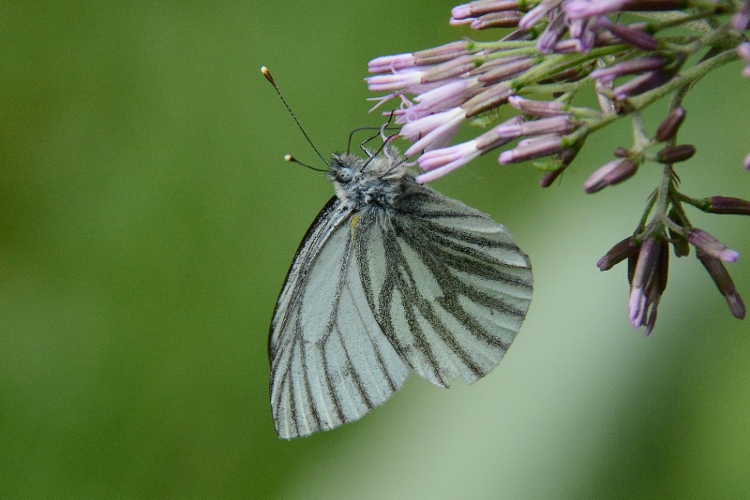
[366, 0, 749, 334]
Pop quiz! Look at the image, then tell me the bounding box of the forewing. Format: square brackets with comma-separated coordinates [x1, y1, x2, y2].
[356, 185, 533, 388]
[269, 197, 410, 439]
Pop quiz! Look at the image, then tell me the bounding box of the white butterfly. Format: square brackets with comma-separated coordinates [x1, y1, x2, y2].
[269, 147, 533, 439]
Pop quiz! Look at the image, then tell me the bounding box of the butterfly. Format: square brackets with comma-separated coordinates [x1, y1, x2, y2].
[268, 146, 533, 439]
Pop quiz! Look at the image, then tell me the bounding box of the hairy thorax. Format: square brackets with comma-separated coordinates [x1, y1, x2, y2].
[329, 151, 411, 213]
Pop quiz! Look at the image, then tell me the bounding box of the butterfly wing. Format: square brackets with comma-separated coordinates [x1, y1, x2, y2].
[269, 197, 410, 439]
[354, 184, 533, 388]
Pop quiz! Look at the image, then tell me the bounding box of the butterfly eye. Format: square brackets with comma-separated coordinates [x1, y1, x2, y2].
[336, 167, 353, 183]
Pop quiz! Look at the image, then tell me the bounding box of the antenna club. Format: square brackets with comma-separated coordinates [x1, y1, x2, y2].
[261, 66, 275, 84]
[284, 154, 293, 162]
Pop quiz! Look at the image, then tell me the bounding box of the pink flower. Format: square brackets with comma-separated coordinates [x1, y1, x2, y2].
[687, 229, 740, 263]
[613, 71, 671, 100]
[366, 70, 424, 93]
[589, 57, 667, 84]
[508, 96, 570, 117]
[496, 115, 575, 139]
[368, 53, 418, 74]
[404, 78, 481, 120]
[401, 107, 467, 156]
[738, 42, 750, 78]
[499, 135, 565, 164]
[565, 0, 631, 19]
[416, 141, 481, 183]
[519, 0, 561, 29]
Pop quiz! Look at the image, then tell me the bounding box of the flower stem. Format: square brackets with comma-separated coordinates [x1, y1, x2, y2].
[636, 189, 659, 234]
[628, 48, 739, 110]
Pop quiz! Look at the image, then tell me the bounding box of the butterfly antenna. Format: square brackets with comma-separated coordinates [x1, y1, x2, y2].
[284, 154, 327, 173]
[262, 66, 329, 166]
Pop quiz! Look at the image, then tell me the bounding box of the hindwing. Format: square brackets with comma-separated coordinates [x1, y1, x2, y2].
[354, 184, 533, 388]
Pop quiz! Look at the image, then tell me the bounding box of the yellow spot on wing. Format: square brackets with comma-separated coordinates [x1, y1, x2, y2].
[350, 214, 360, 235]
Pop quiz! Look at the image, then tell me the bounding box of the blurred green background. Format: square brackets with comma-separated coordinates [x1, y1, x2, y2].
[2, 2, 750, 498]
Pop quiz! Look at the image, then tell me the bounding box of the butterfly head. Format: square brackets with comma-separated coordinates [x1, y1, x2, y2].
[329, 150, 410, 211]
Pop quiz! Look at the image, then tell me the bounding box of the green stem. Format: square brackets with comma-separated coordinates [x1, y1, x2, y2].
[667, 195, 693, 233]
[636, 189, 659, 234]
[517, 45, 631, 86]
[677, 192, 711, 211]
[566, 48, 738, 149]
[630, 112, 651, 149]
[643, 9, 726, 33]
[520, 81, 587, 96]
[628, 48, 739, 109]
[655, 164, 674, 219]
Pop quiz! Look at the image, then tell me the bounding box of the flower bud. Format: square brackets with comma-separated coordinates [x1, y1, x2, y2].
[584, 159, 638, 193]
[565, 0, 686, 19]
[423, 56, 482, 84]
[739, 42, 750, 63]
[472, 11, 524, 30]
[476, 116, 524, 151]
[667, 228, 690, 257]
[655, 107, 686, 142]
[696, 251, 746, 319]
[731, 0, 750, 31]
[688, 228, 739, 263]
[706, 196, 750, 215]
[508, 95, 570, 117]
[667, 208, 690, 257]
[539, 145, 581, 187]
[367, 54, 417, 74]
[597, 18, 658, 51]
[613, 146, 630, 158]
[613, 71, 671, 100]
[478, 58, 534, 84]
[413, 41, 472, 66]
[499, 136, 564, 164]
[540, 167, 565, 187]
[597, 236, 640, 271]
[463, 82, 513, 117]
[537, 12, 568, 54]
[496, 115, 575, 138]
[452, 1, 521, 20]
[656, 144, 696, 164]
[589, 56, 666, 84]
[628, 237, 669, 334]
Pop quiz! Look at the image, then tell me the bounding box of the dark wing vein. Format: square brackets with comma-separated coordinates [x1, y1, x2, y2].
[357, 183, 533, 387]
